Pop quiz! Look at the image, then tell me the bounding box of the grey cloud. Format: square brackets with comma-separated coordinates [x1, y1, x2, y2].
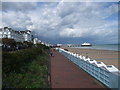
[2, 2, 118, 44]
[2, 2, 37, 12]
[2, 11, 33, 30]
[57, 2, 78, 18]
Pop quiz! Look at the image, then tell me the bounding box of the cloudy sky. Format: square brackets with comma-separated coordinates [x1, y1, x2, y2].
[1, 1, 119, 44]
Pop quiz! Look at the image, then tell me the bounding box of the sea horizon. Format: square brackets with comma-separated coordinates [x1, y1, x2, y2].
[71, 44, 119, 51]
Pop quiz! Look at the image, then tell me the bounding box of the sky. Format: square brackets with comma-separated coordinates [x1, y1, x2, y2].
[1, 1, 119, 44]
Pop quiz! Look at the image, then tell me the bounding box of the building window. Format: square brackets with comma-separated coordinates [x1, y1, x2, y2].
[8, 35, 11, 38]
[8, 32, 11, 34]
[4, 32, 7, 34]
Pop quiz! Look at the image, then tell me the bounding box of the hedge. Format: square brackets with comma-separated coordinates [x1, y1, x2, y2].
[2, 44, 49, 74]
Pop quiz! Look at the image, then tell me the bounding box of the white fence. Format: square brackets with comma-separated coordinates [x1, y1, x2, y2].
[56, 48, 120, 89]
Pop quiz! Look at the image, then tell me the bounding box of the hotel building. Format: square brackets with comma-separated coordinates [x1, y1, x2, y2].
[0, 27, 32, 42]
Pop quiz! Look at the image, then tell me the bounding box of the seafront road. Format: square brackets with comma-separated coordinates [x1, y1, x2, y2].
[50, 49, 107, 88]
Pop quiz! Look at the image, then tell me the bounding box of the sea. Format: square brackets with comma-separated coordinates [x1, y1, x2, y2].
[75, 44, 119, 51]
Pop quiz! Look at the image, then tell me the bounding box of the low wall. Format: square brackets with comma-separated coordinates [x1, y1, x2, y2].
[56, 48, 120, 89]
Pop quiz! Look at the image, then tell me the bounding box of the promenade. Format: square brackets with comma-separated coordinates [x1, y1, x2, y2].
[50, 49, 106, 88]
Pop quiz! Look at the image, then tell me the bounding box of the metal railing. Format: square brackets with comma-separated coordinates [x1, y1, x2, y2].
[56, 48, 120, 89]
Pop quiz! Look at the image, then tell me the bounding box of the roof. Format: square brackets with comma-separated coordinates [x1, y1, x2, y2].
[1, 27, 31, 34]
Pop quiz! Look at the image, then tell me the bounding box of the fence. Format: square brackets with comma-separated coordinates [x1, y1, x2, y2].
[56, 48, 120, 89]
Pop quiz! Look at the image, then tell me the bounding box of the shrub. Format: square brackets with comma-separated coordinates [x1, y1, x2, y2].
[2, 44, 49, 88]
[2, 44, 49, 74]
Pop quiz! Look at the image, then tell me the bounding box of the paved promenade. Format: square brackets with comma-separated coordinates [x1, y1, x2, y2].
[50, 49, 106, 88]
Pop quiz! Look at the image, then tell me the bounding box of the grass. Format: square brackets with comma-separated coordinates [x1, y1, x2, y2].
[3, 57, 48, 88]
[2, 44, 49, 88]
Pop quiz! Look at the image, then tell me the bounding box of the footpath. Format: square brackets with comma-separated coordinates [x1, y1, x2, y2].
[50, 49, 106, 88]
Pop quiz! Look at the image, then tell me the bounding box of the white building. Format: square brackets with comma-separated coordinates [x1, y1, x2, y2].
[20, 30, 32, 42]
[33, 38, 41, 45]
[0, 27, 32, 42]
[56, 43, 62, 47]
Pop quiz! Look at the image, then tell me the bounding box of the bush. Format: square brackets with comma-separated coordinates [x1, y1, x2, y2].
[2, 44, 49, 88]
[2, 44, 49, 74]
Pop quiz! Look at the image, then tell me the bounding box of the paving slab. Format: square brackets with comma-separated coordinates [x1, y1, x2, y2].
[50, 50, 106, 88]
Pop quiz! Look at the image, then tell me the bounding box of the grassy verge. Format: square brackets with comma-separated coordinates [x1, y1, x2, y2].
[2, 44, 49, 88]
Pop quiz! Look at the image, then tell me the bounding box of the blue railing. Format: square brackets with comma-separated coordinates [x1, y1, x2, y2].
[56, 48, 120, 89]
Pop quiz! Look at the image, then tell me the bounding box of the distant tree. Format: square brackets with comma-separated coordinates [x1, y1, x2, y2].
[16, 42, 24, 49]
[2, 38, 16, 47]
[23, 41, 33, 48]
[2, 38, 16, 51]
[0, 38, 2, 43]
[2, 38, 34, 51]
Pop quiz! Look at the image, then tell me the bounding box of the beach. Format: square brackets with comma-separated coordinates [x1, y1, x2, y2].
[61, 47, 119, 70]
